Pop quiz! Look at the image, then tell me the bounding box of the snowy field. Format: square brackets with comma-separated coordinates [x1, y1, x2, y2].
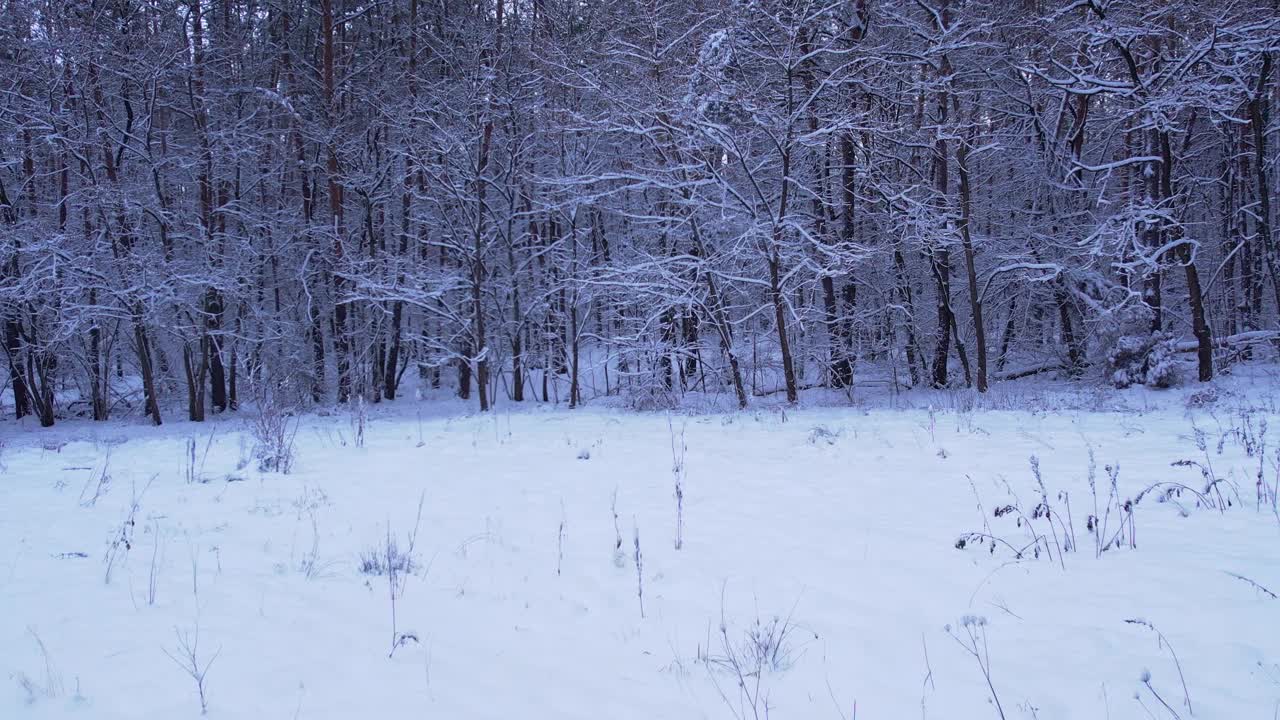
[3, 376, 1280, 720]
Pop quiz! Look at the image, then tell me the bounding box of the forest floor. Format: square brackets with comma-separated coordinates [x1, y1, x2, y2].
[3, 369, 1280, 719]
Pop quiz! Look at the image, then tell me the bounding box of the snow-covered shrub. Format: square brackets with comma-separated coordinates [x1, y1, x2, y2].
[1106, 334, 1150, 388]
[702, 592, 804, 676]
[622, 384, 679, 411]
[357, 537, 415, 577]
[249, 388, 298, 473]
[359, 494, 425, 581]
[1106, 332, 1182, 389]
[1142, 335, 1182, 388]
[702, 593, 807, 720]
[807, 424, 842, 445]
[741, 614, 798, 673]
[1094, 302, 1184, 389]
[1184, 387, 1220, 409]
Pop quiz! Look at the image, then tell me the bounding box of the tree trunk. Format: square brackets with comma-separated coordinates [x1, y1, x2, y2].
[893, 247, 924, 385]
[1159, 130, 1212, 381]
[24, 349, 55, 427]
[134, 316, 162, 426]
[184, 337, 208, 422]
[385, 300, 404, 400]
[956, 130, 987, 391]
[690, 221, 747, 408]
[929, 250, 954, 388]
[4, 322, 31, 420]
[322, 0, 351, 404]
[769, 248, 799, 403]
[1249, 54, 1280, 318]
[207, 290, 228, 412]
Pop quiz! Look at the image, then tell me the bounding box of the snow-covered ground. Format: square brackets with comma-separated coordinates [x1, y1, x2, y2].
[3, 376, 1280, 719]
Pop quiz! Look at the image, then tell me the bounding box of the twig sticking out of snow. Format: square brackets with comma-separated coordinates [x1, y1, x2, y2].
[18, 627, 63, 703]
[1223, 572, 1278, 600]
[669, 416, 687, 550]
[556, 500, 566, 577]
[103, 474, 156, 584]
[611, 488, 624, 567]
[78, 450, 111, 508]
[351, 396, 367, 449]
[1124, 619, 1193, 717]
[946, 616, 1007, 720]
[185, 437, 196, 484]
[386, 492, 427, 658]
[633, 521, 644, 619]
[147, 520, 162, 606]
[1137, 668, 1183, 720]
[163, 622, 220, 715]
[921, 632, 935, 717]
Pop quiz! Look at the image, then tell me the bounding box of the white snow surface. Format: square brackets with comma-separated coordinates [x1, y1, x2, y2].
[3, 379, 1279, 719]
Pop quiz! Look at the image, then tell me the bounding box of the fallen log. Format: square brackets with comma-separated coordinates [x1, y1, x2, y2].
[1173, 330, 1279, 353]
[995, 363, 1069, 381]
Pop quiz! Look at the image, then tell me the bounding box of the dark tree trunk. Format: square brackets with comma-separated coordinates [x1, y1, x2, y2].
[510, 253, 525, 402]
[838, 282, 857, 383]
[681, 311, 698, 385]
[134, 317, 162, 426]
[88, 304, 108, 420]
[207, 290, 227, 412]
[184, 337, 208, 422]
[1158, 130, 1212, 381]
[893, 247, 924, 385]
[1249, 54, 1280, 318]
[228, 333, 238, 410]
[384, 301, 404, 400]
[690, 221, 747, 408]
[458, 340, 472, 400]
[659, 308, 675, 390]
[929, 53, 954, 389]
[956, 128, 987, 392]
[769, 249, 799, 404]
[3, 317, 30, 421]
[1054, 284, 1084, 376]
[472, 258, 489, 411]
[821, 275, 853, 388]
[569, 303, 581, 408]
[322, 0, 351, 405]
[0, 176, 32, 419]
[833, 131, 859, 390]
[995, 295, 1017, 372]
[310, 306, 326, 404]
[24, 350, 55, 427]
[929, 249, 954, 388]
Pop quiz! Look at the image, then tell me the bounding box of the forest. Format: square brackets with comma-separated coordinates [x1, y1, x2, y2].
[6, 4, 1280, 718]
[2, 0, 1279, 424]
